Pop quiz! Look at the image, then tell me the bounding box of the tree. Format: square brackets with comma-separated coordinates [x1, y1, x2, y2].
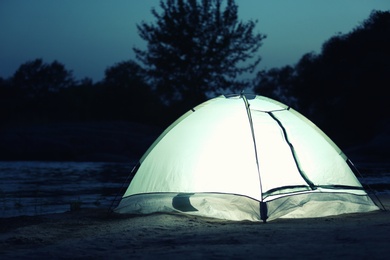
[104, 60, 147, 91]
[1, 59, 75, 123]
[253, 10, 390, 147]
[135, 0, 265, 106]
[13, 59, 74, 98]
[0, 76, 15, 124]
[253, 65, 297, 107]
[101, 60, 163, 124]
[299, 10, 390, 146]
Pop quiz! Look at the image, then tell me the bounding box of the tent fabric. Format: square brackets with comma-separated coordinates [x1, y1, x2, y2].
[115, 94, 378, 221]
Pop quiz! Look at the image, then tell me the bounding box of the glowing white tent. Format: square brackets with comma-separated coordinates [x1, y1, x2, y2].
[115, 94, 378, 222]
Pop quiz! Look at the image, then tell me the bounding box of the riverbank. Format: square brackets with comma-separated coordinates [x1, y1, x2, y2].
[0, 194, 389, 259]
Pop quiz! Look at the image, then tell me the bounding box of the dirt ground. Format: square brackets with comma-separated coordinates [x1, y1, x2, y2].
[0, 195, 389, 259]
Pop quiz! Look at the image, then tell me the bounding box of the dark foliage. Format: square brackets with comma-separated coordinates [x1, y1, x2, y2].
[0, 59, 165, 127]
[254, 10, 390, 147]
[1, 8, 389, 152]
[135, 0, 265, 108]
[12, 59, 75, 97]
[100, 61, 163, 123]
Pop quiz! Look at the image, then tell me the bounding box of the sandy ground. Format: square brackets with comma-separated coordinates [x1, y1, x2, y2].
[1, 195, 389, 259]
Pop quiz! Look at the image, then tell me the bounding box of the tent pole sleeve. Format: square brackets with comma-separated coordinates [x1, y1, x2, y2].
[267, 112, 315, 189]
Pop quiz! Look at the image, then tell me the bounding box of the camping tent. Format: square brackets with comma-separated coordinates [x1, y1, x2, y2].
[115, 94, 378, 222]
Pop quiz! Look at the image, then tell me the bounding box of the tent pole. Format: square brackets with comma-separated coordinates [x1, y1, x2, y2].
[240, 93, 268, 222]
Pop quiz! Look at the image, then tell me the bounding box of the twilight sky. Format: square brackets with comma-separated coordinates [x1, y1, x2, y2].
[1, 0, 389, 82]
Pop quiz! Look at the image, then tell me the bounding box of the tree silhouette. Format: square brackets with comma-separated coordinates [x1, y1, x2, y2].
[104, 60, 147, 92]
[13, 59, 74, 98]
[135, 0, 265, 106]
[254, 10, 390, 147]
[2, 58, 166, 125]
[254, 65, 297, 107]
[2, 59, 75, 123]
[101, 60, 162, 123]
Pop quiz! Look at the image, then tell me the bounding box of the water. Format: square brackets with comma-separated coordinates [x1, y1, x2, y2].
[0, 161, 389, 218]
[0, 161, 135, 218]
